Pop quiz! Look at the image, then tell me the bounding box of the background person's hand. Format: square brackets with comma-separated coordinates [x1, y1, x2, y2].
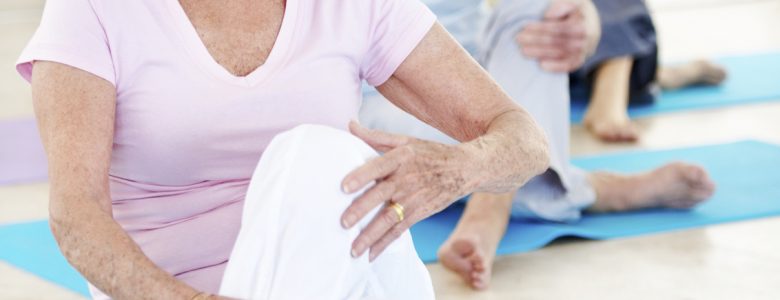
[340, 121, 480, 261]
[516, 0, 600, 72]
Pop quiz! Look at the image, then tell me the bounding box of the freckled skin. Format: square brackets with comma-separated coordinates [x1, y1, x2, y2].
[341, 24, 551, 258]
[34, 0, 551, 298]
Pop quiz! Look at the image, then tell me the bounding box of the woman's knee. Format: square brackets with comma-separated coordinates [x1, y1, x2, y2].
[270, 124, 377, 165]
[247, 124, 379, 224]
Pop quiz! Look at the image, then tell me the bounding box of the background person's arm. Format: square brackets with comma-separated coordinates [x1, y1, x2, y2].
[341, 23, 550, 260]
[32, 61, 210, 300]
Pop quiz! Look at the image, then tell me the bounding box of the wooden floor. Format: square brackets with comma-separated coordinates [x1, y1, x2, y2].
[1, 0, 779, 299]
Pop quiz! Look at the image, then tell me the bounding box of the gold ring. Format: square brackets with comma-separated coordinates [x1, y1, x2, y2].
[388, 201, 404, 222]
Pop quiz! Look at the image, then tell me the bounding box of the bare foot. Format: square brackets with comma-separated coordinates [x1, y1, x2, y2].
[437, 193, 512, 290]
[585, 56, 638, 143]
[583, 106, 639, 143]
[588, 162, 716, 212]
[658, 59, 727, 90]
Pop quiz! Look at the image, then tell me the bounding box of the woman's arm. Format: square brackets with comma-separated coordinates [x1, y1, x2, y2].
[32, 62, 201, 300]
[341, 23, 550, 259]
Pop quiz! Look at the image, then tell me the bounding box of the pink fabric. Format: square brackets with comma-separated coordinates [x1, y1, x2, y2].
[17, 0, 435, 297]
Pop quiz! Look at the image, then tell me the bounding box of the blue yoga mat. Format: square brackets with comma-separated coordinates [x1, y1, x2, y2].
[0, 221, 89, 296]
[2, 140, 780, 296]
[570, 52, 780, 123]
[410, 140, 780, 262]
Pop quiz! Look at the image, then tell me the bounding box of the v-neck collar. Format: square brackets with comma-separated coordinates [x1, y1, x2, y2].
[166, 0, 298, 87]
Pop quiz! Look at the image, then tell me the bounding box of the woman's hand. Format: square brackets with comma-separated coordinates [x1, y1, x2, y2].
[516, 0, 601, 72]
[341, 121, 481, 261]
[344, 24, 550, 260]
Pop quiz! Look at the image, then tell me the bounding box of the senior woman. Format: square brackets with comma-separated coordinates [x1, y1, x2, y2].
[17, 0, 549, 299]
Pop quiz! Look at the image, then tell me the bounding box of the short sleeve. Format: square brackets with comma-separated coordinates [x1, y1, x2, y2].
[360, 0, 436, 87]
[16, 0, 116, 86]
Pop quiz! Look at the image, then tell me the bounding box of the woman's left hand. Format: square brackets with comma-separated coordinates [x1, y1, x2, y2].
[339, 23, 550, 261]
[340, 121, 480, 261]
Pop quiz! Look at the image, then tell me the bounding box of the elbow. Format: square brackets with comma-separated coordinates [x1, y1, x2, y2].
[48, 204, 73, 265]
[529, 126, 551, 177]
[48, 196, 71, 246]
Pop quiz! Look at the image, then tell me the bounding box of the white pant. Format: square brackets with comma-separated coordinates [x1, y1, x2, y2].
[219, 124, 434, 300]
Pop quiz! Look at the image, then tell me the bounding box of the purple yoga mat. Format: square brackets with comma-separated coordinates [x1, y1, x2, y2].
[0, 118, 48, 185]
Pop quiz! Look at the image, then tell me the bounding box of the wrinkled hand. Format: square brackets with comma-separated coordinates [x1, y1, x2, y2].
[516, 0, 597, 72]
[340, 121, 478, 261]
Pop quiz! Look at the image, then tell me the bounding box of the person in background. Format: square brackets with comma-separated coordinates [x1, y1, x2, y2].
[572, 0, 728, 142]
[360, 0, 716, 290]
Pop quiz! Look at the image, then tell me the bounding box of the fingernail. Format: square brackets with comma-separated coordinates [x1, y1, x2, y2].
[349, 119, 361, 129]
[351, 244, 363, 258]
[342, 181, 356, 193]
[341, 214, 356, 228]
[369, 252, 376, 262]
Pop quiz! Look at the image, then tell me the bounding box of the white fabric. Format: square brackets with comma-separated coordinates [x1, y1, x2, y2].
[219, 124, 434, 300]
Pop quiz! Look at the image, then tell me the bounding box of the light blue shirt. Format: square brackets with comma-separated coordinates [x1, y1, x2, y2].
[422, 0, 485, 55]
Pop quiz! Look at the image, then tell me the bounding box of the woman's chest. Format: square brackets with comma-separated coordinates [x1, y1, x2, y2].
[177, 0, 287, 77]
[111, 62, 363, 184]
[103, 0, 370, 184]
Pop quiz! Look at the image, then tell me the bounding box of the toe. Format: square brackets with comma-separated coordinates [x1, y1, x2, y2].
[471, 271, 490, 290]
[601, 122, 638, 143]
[619, 125, 639, 142]
[592, 124, 621, 142]
[467, 246, 486, 272]
[681, 165, 713, 188]
[438, 248, 472, 277]
[472, 277, 487, 290]
[473, 280, 487, 290]
[438, 242, 475, 281]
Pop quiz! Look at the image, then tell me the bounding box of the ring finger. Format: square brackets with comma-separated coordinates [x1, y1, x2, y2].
[350, 199, 409, 258]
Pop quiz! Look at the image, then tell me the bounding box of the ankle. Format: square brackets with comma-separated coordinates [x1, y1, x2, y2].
[587, 172, 639, 212]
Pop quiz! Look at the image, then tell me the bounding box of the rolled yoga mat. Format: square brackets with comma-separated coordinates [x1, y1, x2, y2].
[1, 140, 780, 296]
[570, 52, 780, 123]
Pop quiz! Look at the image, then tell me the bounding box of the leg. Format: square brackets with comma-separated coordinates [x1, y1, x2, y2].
[587, 162, 716, 212]
[657, 60, 727, 90]
[219, 124, 434, 299]
[437, 0, 596, 289]
[582, 56, 639, 142]
[437, 192, 512, 290]
[477, 0, 597, 223]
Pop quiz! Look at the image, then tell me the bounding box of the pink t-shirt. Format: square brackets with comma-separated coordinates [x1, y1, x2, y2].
[17, 0, 435, 296]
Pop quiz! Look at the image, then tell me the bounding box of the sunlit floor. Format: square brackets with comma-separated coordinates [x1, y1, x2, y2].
[2, 0, 780, 299]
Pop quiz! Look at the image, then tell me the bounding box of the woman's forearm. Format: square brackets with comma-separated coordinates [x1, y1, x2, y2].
[31, 61, 202, 300]
[461, 108, 550, 194]
[50, 194, 197, 300]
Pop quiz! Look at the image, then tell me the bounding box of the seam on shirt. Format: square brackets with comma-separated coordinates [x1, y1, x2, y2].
[366, 6, 436, 86]
[17, 42, 117, 87]
[85, 0, 118, 86]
